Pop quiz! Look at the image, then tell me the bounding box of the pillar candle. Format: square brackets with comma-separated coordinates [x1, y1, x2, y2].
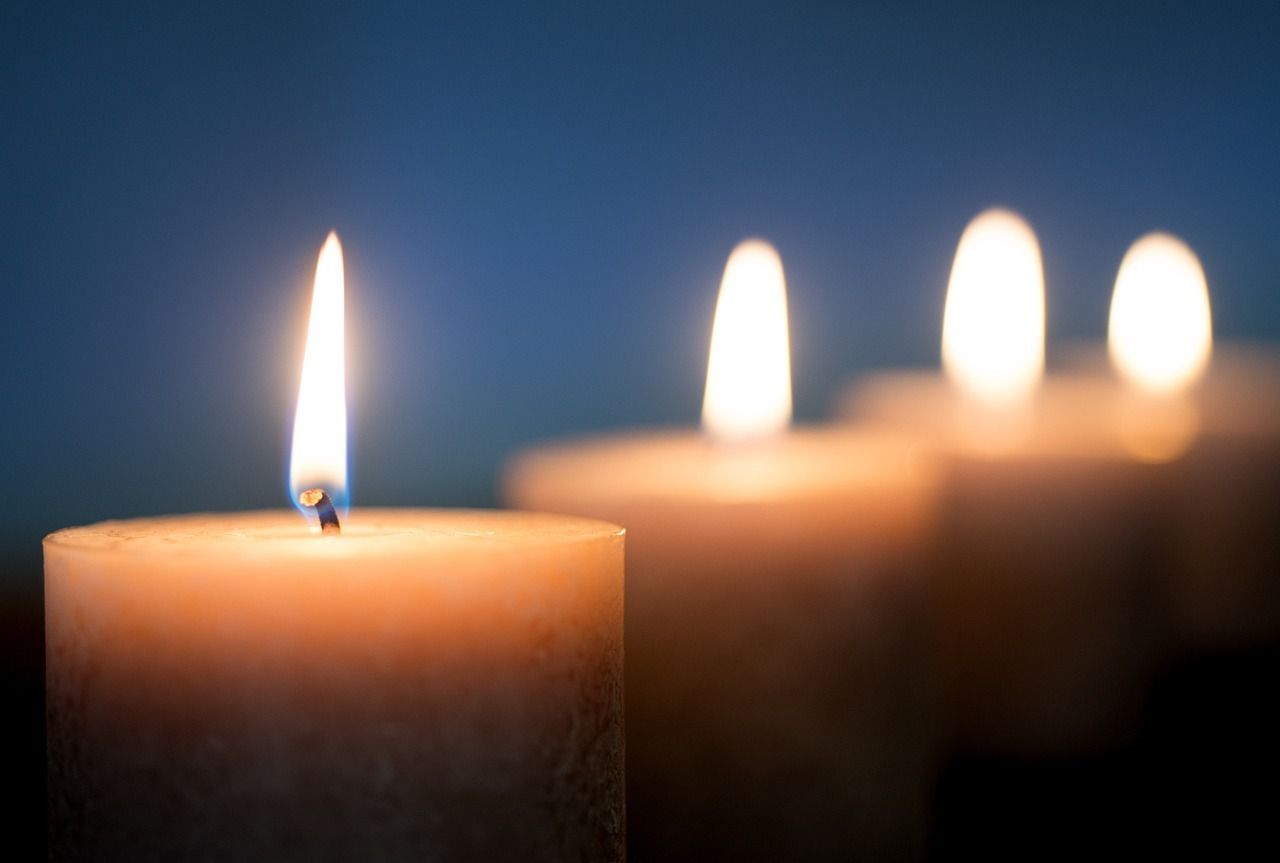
[45, 510, 625, 861]
[505, 240, 941, 860]
[45, 234, 627, 860]
[835, 213, 1178, 755]
[1023, 238, 1280, 650]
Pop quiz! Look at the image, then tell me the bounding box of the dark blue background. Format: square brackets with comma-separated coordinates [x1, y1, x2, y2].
[4, 1, 1279, 576]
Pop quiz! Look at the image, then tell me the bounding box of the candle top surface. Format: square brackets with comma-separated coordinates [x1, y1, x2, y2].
[841, 343, 1280, 460]
[844, 369, 1187, 460]
[45, 509, 624, 561]
[842, 370, 1126, 451]
[505, 426, 935, 506]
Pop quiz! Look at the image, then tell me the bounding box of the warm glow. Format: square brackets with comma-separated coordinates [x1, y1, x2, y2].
[290, 232, 347, 513]
[941, 209, 1045, 405]
[702, 239, 792, 442]
[1114, 395, 1199, 463]
[1108, 232, 1212, 396]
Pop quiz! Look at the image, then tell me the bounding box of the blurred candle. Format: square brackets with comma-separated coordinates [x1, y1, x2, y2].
[505, 240, 939, 860]
[45, 234, 625, 861]
[837, 209, 1167, 755]
[1064, 233, 1280, 647]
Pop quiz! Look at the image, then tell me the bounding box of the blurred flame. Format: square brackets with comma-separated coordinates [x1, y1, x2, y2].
[1108, 232, 1212, 396]
[702, 239, 792, 442]
[290, 232, 347, 513]
[941, 209, 1045, 406]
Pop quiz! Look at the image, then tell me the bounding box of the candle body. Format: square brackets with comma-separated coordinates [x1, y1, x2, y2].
[930, 449, 1169, 753]
[1170, 432, 1280, 645]
[838, 373, 1169, 753]
[505, 430, 938, 860]
[45, 510, 624, 862]
[1056, 344, 1280, 647]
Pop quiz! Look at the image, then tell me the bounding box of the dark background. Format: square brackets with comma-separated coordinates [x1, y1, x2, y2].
[4, 1, 1278, 857]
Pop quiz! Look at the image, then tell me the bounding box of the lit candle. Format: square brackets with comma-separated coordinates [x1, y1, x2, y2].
[837, 209, 1168, 754]
[504, 240, 939, 859]
[1060, 232, 1280, 647]
[45, 234, 625, 861]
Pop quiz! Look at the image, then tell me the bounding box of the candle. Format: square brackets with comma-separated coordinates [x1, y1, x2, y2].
[505, 240, 939, 860]
[1058, 235, 1280, 648]
[837, 210, 1170, 755]
[45, 235, 625, 861]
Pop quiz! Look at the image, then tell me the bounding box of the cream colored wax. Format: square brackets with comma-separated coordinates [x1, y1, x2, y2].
[836, 372, 1174, 755]
[504, 428, 939, 860]
[45, 509, 624, 862]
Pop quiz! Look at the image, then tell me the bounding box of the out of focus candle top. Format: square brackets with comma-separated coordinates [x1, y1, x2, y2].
[505, 428, 934, 505]
[837, 372, 1157, 457]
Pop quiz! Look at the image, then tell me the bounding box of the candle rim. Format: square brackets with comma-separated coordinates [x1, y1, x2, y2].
[44, 508, 625, 561]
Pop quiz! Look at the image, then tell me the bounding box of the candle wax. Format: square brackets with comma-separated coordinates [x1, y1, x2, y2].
[838, 372, 1172, 754]
[46, 509, 625, 862]
[506, 428, 939, 859]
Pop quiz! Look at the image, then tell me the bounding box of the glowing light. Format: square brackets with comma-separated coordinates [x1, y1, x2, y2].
[701, 239, 792, 442]
[1114, 396, 1199, 464]
[941, 209, 1045, 405]
[289, 232, 347, 514]
[1108, 232, 1212, 396]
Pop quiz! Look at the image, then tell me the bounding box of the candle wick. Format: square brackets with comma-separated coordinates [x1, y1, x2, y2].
[299, 488, 341, 536]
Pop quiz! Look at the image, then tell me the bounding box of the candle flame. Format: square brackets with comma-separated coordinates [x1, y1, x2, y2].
[702, 239, 792, 442]
[941, 209, 1045, 406]
[1108, 232, 1212, 396]
[289, 232, 347, 514]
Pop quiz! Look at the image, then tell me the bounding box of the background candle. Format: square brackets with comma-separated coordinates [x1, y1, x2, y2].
[505, 241, 941, 860]
[1021, 237, 1280, 651]
[837, 210, 1168, 754]
[1054, 343, 1280, 649]
[45, 509, 625, 861]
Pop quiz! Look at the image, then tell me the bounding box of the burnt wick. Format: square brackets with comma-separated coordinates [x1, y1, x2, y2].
[299, 488, 341, 536]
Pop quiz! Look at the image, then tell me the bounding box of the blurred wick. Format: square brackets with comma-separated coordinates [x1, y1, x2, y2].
[299, 488, 341, 536]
